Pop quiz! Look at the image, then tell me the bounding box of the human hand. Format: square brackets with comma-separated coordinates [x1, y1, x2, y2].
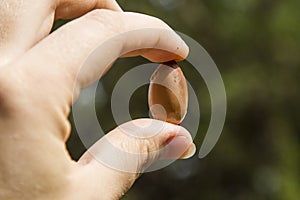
[0, 1, 195, 199]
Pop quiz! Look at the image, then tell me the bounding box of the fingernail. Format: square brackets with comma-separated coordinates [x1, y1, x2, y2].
[160, 136, 196, 159]
[180, 143, 196, 159]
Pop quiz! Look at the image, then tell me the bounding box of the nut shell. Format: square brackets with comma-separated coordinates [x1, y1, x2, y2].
[148, 61, 188, 124]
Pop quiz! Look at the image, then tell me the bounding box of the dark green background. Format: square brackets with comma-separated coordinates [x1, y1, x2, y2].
[54, 0, 300, 199]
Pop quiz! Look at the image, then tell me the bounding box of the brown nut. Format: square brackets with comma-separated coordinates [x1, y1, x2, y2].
[148, 61, 188, 124]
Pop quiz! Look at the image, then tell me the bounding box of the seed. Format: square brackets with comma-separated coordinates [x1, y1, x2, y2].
[148, 61, 188, 124]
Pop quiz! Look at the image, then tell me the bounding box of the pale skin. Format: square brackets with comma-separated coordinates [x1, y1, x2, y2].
[0, 1, 196, 200]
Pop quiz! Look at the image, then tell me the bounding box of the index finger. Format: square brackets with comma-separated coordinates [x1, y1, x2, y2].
[24, 10, 189, 90]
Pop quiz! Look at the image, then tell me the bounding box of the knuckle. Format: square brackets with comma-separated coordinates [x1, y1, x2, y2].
[137, 139, 159, 170]
[83, 9, 122, 34]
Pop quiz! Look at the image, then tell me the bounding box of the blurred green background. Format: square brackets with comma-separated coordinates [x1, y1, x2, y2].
[54, 0, 300, 199]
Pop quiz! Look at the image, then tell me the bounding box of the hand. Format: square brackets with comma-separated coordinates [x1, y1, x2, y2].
[0, 1, 195, 199]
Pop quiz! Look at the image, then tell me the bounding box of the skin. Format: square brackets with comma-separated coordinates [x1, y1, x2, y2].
[0, 1, 196, 200]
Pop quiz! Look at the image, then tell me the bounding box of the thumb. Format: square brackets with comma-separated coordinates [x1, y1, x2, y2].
[70, 119, 196, 199]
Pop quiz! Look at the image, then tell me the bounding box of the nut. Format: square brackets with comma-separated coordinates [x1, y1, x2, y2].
[148, 61, 188, 124]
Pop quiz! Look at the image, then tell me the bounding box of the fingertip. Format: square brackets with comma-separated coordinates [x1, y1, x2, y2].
[168, 31, 189, 61]
[140, 49, 187, 63]
[179, 38, 189, 61]
[140, 34, 189, 62]
[171, 124, 193, 141]
[121, 118, 192, 141]
[180, 143, 196, 159]
[160, 135, 195, 160]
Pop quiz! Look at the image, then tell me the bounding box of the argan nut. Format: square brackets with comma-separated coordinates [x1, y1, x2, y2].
[148, 61, 188, 124]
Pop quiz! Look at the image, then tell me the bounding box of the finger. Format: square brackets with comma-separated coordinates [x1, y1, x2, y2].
[55, 0, 122, 19]
[0, 1, 55, 66]
[0, 1, 122, 66]
[23, 10, 189, 98]
[70, 119, 195, 199]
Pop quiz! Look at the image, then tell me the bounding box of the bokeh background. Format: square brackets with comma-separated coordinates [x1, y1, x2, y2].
[54, 0, 300, 199]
